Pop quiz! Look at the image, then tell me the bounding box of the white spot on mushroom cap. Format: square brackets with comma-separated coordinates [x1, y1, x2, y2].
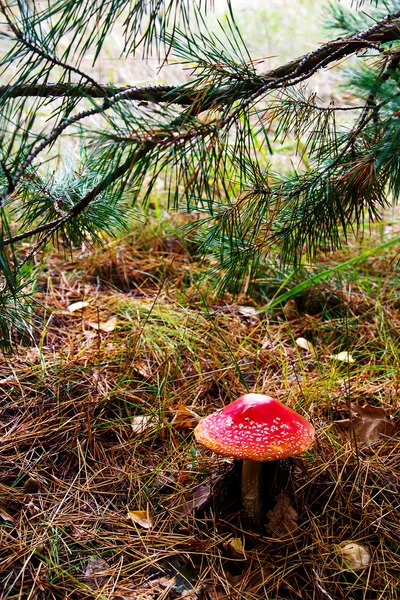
[194, 394, 314, 461]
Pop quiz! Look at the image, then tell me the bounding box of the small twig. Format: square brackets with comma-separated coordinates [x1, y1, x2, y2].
[313, 570, 335, 600]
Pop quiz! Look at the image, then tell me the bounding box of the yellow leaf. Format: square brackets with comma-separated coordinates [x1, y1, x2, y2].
[223, 536, 246, 559]
[330, 351, 355, 363]
[296, 337, 314, 352]
[127, 509, 152, 529]
[87, 316, 117, 332]
[229, 537, 245, 555]
[67, 300, 90, 312]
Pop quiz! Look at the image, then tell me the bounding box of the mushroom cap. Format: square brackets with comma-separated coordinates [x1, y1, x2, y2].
[194, 393, 314, 461]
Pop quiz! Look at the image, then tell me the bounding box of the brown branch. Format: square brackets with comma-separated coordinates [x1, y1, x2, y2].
[1, 12, 400, 112]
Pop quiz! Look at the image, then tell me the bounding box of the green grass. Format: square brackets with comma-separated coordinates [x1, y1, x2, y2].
[0, 211, 399, 599]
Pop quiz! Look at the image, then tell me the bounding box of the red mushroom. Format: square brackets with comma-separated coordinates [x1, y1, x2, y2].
[194, 393, 315, 525]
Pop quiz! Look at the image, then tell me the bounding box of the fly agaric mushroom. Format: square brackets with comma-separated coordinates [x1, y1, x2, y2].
[194, 393, 314, 525]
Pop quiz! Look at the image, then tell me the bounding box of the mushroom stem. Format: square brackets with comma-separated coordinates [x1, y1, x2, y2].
[241, 460, 289, 527]
[241, 460, 264, 526]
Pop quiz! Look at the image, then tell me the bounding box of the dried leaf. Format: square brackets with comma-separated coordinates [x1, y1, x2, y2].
[266, 491, 298, 537]
[237, 306, 259, 317]
[203, 583, 229, 600]
[260, 336, 273, 350]
[0, 374, 18, 384]
[336, 403, 396, 442]
[170, 405, 201, 430]
[283, 299, 298, 321]
[338, 541, 371, 571]
[67, 300, 90, 312]
[25, 348, 41, 363]
[87, 315, 117, 332]
[330, 351, 355, 363]
[0, 506, 14, 523]
[180, 589, 200, 598]
[84, 556, 109, 588]
[184, 484, 211, 514]
[131, 415, 157, 434]
[127, 509, 152, 529]
[134, 360, 152, 378]
[223, 537, 246, 559]
[296, 337, 315, 352]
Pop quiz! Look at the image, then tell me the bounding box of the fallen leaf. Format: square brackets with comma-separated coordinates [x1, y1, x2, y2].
[131, 415, 157, 434]
[203, 583, 229, 600]
[134, 359, 153, 378]
[296, 337, 315, 352]
[330, 351, 355, 363]
[0, 506, 14, 523]
[283, 299, 298, 321]
[25, 500, 40, 518]
[266, 491, 298, 537]
[180, 589, 200, 598]
[237, 306, 259, 317]
[183, 484, 211, 514]
[67, 300, 90, 312]
[338, 541, 371, 571]
[260, 336, 273, 350]
[127, 509, 152, 529]
[84, 556, 109, 588]
[25, 348, 41, 363]
[87, 315, 117, 332]
[335, 403, 396, 442]
[223, 536, 246, 559]
[170, 405, 201, 430]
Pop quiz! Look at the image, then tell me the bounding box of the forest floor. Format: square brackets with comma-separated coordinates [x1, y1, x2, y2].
[0, 212, 399, 600]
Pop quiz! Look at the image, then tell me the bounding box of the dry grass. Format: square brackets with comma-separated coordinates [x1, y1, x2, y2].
[1, 215, 399, 600]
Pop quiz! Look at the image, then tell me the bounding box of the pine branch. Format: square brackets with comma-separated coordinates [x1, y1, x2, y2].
[1, 11, 400, 113]
[2, 0, 400, 341]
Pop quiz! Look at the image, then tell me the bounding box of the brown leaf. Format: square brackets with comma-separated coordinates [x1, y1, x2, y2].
[0, 506, 14, 523]
[223, 536, 246, 559]
[83, 556, 109, 588]
[336, 403, 396, 442]
[134, 359, 153, 378]
[182, 484, 211, 514]
[203, 582, 229, 600]
[283, 299, 298, 321]
[266, 491, 298, 537]
[170, 405, 201, 430]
